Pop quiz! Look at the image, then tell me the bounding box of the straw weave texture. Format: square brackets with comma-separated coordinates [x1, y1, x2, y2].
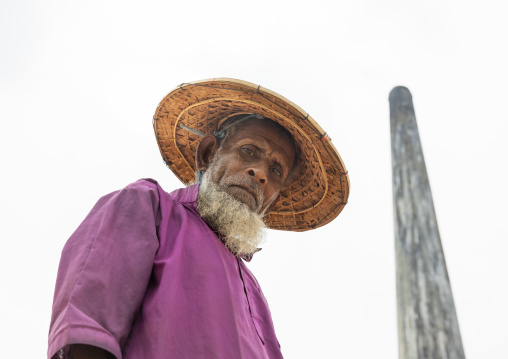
[153, 78, 350, 231]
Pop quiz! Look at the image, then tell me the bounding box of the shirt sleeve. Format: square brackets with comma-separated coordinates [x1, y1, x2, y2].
[48, 179, 162, 359]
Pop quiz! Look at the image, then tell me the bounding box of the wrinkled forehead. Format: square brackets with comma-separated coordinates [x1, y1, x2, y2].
[241, 120, 295, 154]
[219, 116, 298, 158]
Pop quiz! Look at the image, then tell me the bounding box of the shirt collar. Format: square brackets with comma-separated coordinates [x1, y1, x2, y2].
[169, 183, 200, 211]
[239, 248, 262, 262]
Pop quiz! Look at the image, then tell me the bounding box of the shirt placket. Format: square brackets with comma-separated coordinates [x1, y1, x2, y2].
[237, 258, 265, 345]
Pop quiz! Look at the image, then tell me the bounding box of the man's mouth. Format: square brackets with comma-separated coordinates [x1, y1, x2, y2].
[228, 184, 259, 208]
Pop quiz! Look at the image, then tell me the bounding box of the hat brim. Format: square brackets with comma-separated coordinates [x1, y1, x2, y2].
[153, 78, 350, 231]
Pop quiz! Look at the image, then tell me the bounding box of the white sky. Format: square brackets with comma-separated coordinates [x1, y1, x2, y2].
[1, 0, 507, 358]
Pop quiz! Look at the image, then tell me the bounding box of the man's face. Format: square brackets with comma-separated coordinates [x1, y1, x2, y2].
[205, 120, 296, 215]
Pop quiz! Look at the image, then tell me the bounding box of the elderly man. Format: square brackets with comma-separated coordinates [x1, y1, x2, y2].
[48, 79, 350, 359]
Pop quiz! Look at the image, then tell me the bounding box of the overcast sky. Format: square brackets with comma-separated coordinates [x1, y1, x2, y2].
[1, 1, 507, 358]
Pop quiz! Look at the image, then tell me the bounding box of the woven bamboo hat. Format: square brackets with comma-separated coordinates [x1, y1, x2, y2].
[153, 78, 350, 231]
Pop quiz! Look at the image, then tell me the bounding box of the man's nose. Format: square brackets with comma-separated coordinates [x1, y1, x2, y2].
[246, 168, 267, 184]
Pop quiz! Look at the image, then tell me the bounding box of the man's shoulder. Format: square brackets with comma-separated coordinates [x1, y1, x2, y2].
[124, 178, 160, 191]
[111, 178, 162, 203]
[121, 178, 199, 207]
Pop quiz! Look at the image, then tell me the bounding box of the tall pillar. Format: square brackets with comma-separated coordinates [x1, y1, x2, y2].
[389, 87, 465, 359]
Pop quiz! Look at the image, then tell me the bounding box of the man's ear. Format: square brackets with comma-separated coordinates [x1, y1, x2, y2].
[195, 135, 218, 171]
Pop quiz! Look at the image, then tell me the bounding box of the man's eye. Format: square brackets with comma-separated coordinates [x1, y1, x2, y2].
[272, 168, 282, 177]
[242, 148, 254, 156]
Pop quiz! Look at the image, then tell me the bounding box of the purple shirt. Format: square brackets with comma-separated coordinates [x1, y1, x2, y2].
[48, 179, 283, 359]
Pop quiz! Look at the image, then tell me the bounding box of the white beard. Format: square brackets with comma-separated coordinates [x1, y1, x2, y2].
[196, 170, 266, 257]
